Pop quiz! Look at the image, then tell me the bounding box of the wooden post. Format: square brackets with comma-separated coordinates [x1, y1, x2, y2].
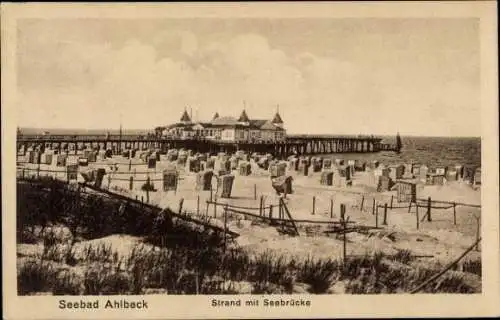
[475, 215, 480, 251]
[22, 168, 25, 180]
[129, 176, 133, 191]
[269, 205, 273, 222]
[340, 203, 346, 221]
[383, 203, 388, 225]
[213, 195, 217, 218]
[342, 215, 347, 268]
[330, 198, 334, 218]
[372, 198, 376, 215]
[453, 202, 457, 225]
[179, 198, 184, 215]
[37, 164, 40, 179]
[259, 195, 263, 216]
[223, 204, 228, 251]
[375, 203, 379, 228]
[312, 196, 316, 215]
[416, 203, 420, 230]
[129, 159, 132, 172]
[197, 195, 200, 216]
[390, 195, 394, 209]
[360, 195, 365, 212]
[253, 184, 257, 200]
[427, 197, 432, 222]
[408, 201, 413, 213]
[210, 184, 213, 201]
[146, 178, 150, 203]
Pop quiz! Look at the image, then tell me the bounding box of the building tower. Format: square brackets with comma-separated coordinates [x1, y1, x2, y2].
[272, 105, 284, 129]
[238, 109, 250, 126]
[180, 107, 192, 124]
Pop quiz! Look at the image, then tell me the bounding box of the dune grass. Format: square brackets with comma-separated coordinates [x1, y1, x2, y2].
[17, 178, 480, 295]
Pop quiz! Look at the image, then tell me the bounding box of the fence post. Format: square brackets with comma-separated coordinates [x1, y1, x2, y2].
[475, 215, 480, 251]
[375, 203, 379, 228]
[390, 195, 394, 209]
[253, 184, 257, 200]
[129, 176, 133, 191]
[259, 195, 263, 216]
[416, 203, 420, 230]
[205, 200, 210, 217]
[408, 201, 412, 213]
[312, 196, 316, 215]
[107, 175, 111, 189]
[210, 184, 213, 202]
[383, 203, 388, 225]
[330, 198, 334, 218]
[372, 198, 376, 215]
[22, 168, 25, 180]
[427, 197, 432, 222]
[129, 159, 132, 172]
[179, 198, 184, 215]
[213, 195, 217, 218]
[341, 203, 347, 268]
[37, 164, 40, 179]
[453, 202, 457, 225]
[360, 195, 365, 212]
[269, 205, 273, 222]
[223, 204, 228, 252]
[197, 195, 200, 216]
[146, 178, 150, 203]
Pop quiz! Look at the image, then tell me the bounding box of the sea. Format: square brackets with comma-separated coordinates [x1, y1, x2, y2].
[312, 136, 481, 168]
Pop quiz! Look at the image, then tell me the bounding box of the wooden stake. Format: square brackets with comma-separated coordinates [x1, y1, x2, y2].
[390, 195, 394, 209]
[372, 198, 376, 215]
[416, 204, 419, 230]
[360, 195, 365, 212]
[223, 204, 228, 252]
[179, 198, 184, 215]
[342, 214, 347, 268]
[259, 195, 263, 216]
[312, 196, 316, 215]
[253, 184, 257, 200]
[330, 198, 334, 218]
[129, 176, 133, 191]
[427, 197, 432, 222]
[453, 202, 457, 225]
[383, 203, 388, 225]
[213, 195, 217, 218]
[197, 195, 200, 216]
[475, 215, 480, 251]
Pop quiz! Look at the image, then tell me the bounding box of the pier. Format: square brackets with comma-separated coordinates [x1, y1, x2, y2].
[16, 133, 400, 158]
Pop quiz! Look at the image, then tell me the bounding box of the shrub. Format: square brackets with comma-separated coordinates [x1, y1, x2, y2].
[18, 260, 55, 295]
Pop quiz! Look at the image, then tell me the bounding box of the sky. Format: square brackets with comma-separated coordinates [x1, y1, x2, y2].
[16, 18, 481, 136]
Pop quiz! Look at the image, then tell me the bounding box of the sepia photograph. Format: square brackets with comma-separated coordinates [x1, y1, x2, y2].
[2, 2, 499, 319]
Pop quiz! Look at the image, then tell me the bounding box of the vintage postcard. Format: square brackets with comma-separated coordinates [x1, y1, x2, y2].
[2, 2, 499, 319]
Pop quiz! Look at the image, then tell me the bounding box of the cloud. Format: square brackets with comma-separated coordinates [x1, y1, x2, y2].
[17, 30, 480, 136]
